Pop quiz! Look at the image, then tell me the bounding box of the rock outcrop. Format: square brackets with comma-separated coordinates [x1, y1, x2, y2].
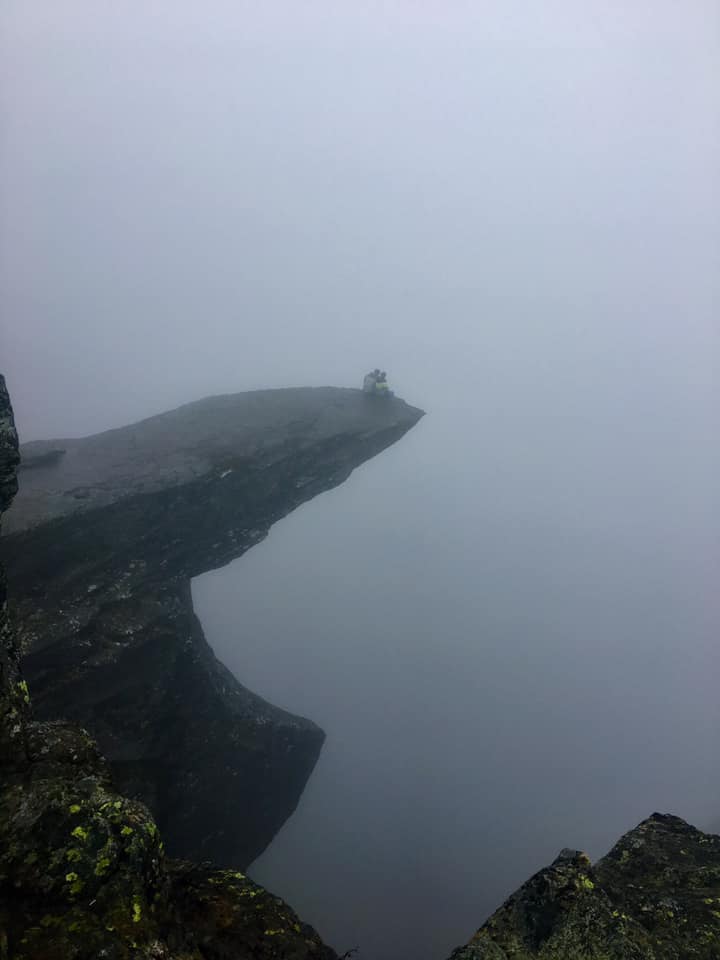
[1, 387, 424, 868]
[448, 813, 720, 959]
[4, 377, 718, 958]
[1, 376, 341, 959]
[0, 374, 25, 767]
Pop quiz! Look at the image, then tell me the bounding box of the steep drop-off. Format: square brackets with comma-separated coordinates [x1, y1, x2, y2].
[0, 374, 339, 960]
[2, 387, 424, 868]
[4, 376, 718, 959]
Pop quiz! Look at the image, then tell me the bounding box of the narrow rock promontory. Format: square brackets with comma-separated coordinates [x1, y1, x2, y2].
[3, 377, 717, 958]
[2, 387, 424, 868]
[1, 374, 340, 959]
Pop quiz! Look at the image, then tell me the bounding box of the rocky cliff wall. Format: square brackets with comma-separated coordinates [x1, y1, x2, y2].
[0, 373, 26, 767]
[3, 377, 718, 958]
[0, 375, 339, 959]
[1, 387, 424, 867]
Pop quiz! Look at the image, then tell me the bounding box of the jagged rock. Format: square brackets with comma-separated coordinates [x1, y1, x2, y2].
[1, 387, 424, 867]
[0, 374, 27, 768]
[1, 713, 338, 960]
[163, 862, 338, 960]
[0, 377, 19, 509]
[0, 377, 338, 960]
[447, 813, 720, 959]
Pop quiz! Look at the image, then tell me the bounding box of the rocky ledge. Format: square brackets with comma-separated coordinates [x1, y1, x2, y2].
[3, 375, 718, 959]
[1, 374, 339, 959]
[448, 812, 720, 959]
[1, 387, 424, 868]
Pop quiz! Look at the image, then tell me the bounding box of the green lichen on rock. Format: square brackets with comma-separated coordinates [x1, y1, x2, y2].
[0, 376, 338, 960]
[165, 862, 338, 959]
[448, 816, 720, 959]
[2, 387, 424, 870]
[0, 738, 167, 957]
[0, 753, 337, 958]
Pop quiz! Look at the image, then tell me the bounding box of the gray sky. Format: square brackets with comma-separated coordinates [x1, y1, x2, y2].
[2, 4, 719, 959]
[2, 2, 718, 440]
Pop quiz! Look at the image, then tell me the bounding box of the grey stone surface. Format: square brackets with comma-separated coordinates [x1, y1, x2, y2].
[2, 387, 423, 867]
[447, 814, 720, 959]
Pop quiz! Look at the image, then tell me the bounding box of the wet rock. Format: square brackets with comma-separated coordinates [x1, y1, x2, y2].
[0, 374, 26, 767]
[1, 387, 424, 867]
[0, 376, 19, 509]
[447, 813, 720, 959]
[0, 377, 339, 960]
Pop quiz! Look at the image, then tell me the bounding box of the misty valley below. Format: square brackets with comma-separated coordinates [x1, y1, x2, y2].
[194, 383, 719, 960]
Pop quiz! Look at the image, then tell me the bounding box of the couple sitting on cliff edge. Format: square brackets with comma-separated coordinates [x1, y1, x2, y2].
[363, 369, 391, 397]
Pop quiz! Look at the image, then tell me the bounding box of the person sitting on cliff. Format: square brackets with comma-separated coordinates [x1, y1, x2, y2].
[375, 372, 390, 396]
[363, 370, 378, 393]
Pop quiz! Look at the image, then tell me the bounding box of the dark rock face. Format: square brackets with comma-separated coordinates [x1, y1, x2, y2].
[0, 376, 19, 509]
[4, 378, 717, 959]
[2, 387, 424, 867]
[448, 813, 720, 959]
[1, 377, 339, 959]
[0, 374, 27, 767]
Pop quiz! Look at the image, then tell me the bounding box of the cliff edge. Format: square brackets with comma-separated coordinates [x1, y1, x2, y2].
[1, 374, 339, 959]
[1, 387, 424, 868]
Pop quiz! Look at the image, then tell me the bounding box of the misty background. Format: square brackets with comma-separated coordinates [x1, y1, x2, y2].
[2, 3, 719, 959]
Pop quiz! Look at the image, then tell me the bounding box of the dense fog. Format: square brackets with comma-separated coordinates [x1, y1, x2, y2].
[2, 3, 719, 959]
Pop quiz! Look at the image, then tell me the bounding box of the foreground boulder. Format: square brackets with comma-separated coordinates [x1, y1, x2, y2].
[1, 387, 423, 867]
[1, 711, 339, 960]
[0, 375, 338, 960]
[448, 813, 720, 959]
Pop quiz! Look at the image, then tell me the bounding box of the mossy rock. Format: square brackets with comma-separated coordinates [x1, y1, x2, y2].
[448, 816, 720, 960]
[0, 378, 337, 960]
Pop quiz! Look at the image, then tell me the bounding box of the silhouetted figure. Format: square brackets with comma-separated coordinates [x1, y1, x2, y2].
[375, 371, 390, 396]
[363, 369, 391, 397]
